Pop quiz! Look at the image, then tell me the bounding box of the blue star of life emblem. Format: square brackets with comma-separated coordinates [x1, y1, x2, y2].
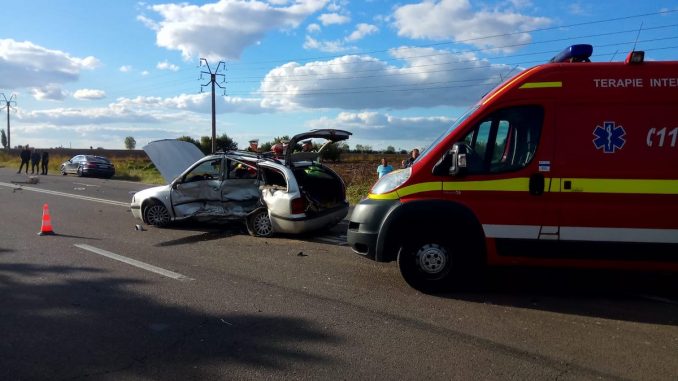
[593, 121, 626, 153]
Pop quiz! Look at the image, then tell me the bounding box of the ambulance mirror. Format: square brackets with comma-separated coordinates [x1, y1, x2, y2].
[452, 143, 469, 176]
[432, 143, 469, 176]
[432, 150, 453, 176]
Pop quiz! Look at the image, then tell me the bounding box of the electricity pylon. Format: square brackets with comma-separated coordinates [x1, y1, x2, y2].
[0, 93, 16, 151]
[199, 59, 226, 154]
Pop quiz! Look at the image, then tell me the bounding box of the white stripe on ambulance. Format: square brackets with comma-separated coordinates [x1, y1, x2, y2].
[482, 225, 678, 244]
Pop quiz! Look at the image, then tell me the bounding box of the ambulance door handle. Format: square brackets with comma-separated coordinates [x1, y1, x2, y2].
[529, 173, 545, 196]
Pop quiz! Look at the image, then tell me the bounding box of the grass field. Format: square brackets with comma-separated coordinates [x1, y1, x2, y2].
[0, 151, 399, 204]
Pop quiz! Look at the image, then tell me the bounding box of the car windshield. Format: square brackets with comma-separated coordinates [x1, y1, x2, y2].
[417, 105, 479, 163]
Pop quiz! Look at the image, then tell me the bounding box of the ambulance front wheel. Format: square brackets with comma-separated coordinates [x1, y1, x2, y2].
[397, 238, 455, 293]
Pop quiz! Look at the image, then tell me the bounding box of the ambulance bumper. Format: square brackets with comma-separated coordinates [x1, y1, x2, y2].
[347, 198, 400, 261]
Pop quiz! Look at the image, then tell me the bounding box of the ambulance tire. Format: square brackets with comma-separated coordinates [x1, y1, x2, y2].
[397, 233, 480, 293]
[397, 238, 453, 292]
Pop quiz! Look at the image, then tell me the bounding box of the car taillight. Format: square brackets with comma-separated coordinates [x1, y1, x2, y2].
[290, 197, 307, 214]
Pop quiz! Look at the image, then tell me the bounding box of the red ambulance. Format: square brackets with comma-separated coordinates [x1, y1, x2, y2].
[347, 45, 678, 291]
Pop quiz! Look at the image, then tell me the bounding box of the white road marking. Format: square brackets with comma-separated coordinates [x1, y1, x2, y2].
[0, 181, 129, 207]
[633, 293, 678, 305]
[74, 243, 194, 281]
[73, 182, 100, 187]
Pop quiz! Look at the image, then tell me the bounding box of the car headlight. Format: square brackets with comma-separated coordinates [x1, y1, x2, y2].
[371, 167, 411, 195]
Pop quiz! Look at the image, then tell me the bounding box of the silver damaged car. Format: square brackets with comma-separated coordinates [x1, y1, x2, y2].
[130, 129, 351, 237]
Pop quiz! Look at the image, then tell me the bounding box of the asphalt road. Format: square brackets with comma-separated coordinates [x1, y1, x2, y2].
[1, 168, 677, 380]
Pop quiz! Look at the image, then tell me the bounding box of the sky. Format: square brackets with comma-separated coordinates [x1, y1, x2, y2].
[1, 0, 676, 151]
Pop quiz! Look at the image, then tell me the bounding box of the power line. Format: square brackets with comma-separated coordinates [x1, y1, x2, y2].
[98, 11, 678, 99]
[221, 44, 678, 98]
[226, 8, 678, 69]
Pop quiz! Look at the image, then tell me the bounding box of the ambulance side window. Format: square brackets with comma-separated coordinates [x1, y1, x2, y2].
[461, 105, 543, 174]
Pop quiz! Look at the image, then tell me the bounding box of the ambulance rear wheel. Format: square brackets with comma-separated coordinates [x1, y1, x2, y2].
[397, 238, 454, 293]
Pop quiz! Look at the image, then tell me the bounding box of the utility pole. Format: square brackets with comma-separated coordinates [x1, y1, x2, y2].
[199, 59, 226, 154]
[0, 93, 16, 151]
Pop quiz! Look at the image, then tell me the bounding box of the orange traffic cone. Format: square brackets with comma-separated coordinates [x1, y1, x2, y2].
[38, 203, 56, 236]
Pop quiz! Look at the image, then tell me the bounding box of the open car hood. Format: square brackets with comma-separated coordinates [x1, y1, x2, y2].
[143, 139, 205, 183]
[285, 129, 351, 164]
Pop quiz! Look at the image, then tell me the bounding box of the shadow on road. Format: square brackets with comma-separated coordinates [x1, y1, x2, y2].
[152, 220, 245, 247]
[0, 261, 340, 380]
[439, 267, 678, 326]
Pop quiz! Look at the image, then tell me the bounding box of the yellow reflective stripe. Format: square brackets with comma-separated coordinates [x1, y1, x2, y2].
[368, 177, 678, 200]
[519, 81, 562, 89]
[397, 182, 441, 197]
[367, 191, 399, 200]
[482, 67, 535, 105]
[558, 178, 678, 194]
[443, 178, 530, 191]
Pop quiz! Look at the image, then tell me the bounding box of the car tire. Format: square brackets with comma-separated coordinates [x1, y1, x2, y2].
[246, 208, 274, 237]
[143, 201, 171, 227]
[60, 165, 67, 176]
[76, 166, 83, 177]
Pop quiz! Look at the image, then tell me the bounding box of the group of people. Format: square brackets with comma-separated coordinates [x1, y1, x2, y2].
[377, 148, 420, 178]
[17, 145, 50, 175]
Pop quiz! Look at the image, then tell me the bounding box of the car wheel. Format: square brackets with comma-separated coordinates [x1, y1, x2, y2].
[143, 201, 171, 227]
[60, 165, 67, 175]
[246, 208, 273, 237]
[76, 166, 83, 177]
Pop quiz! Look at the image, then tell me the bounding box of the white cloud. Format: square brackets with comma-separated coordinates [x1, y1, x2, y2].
[308, 111, 454, 147]
[0, 39, 100, 89]
[141, 70, 150, 76]
[142, 0, 328, 61]
[136, 14, 159, 31]
[31, 85, 68, 101]
[567, 3, 591, 16]
[318, 12, 350, 26]
[21, 91, 270, 126]
[306, 23, 321, 33]
[507, 0, 532, 8]
[303, 36, 349, 53]
[346, 23, 378, 41]
[119, 65, 133, 73]
[393, 0, 551, 53]
[156, 60, 179, 71]
[326, 2, 341, 12]
[115, 93, 269, 114]
[73, 89, 106, 100]
[260, 47, 515, 110]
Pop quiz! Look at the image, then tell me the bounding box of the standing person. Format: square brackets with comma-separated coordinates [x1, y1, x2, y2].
[17, 145, 31, 174]
[405, 148, 420, 167]
[30, 149, 41, 174]
[301, 140, 314, 152]
[247, 139, 259, 153]
[41, 150, 50, 175]
[376, 158, 393, 178]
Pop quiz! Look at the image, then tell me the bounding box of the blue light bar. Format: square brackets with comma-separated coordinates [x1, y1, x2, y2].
[549, 44, 593, 63]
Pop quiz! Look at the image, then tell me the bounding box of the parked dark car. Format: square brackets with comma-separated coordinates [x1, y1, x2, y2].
[60, 155, 115, 178]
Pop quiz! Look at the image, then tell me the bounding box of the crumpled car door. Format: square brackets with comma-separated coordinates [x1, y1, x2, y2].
[217, 159, 261, 218]
[171, 158, 225, 218]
